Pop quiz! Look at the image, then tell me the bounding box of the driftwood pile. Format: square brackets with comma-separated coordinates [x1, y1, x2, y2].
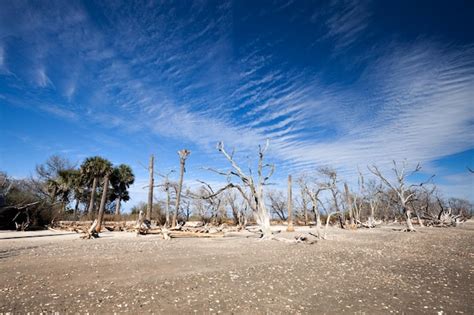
[421, 207, 468, 227]
[53, 220, 238, 239]
[52, 220, 317, 244]
[143, 221, 238, 239]
[53, 220, 139, 233]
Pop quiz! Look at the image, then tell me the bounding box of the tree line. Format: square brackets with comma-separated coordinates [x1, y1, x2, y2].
[0, 155, 134, 230]
[1, 142, 472, 235]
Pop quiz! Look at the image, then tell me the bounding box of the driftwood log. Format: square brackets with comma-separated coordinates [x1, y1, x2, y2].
[81, 219, 99, 239]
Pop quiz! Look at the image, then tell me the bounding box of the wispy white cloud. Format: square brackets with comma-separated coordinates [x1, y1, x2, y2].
[312, 0, 372, 50]
[39, 104, 77, 120]
[35, 67, 54, 88]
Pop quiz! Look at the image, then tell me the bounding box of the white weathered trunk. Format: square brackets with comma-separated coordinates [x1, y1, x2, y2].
[286, 175, 295, 232]
[323, 212, 337, 239]
[405, 208, 415, 231]
[415, 211, 424, 227]
[314, 214, 322, 238]
[316, 214, 322, 229]
[368, 201, 375, 228]
[173, 150, 190, 227]
[165, 186, 170, 227]
[255, 206, 272, 238]
[255, 189, 272, 238]
[146, 155, 154, 221]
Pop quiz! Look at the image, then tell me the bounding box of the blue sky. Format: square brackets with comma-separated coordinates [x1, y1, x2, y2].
[1, 0, 473, 208]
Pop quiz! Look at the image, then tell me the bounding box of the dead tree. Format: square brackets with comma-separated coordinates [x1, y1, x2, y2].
[319, 168, 345, 228]
[301, 181, 325, 231]
[204, 140, 275, 239]
[343, 182, 355, 226]
[146, 155, 154, 221]
[362, 179, 382, 228]
[287, 175, 295, 232]
[297, 176, 310, 225]
[352, 170, 368, 225]
[154, 170, 175, 227]
[415, 192, 468, 227]
[192, 188, 209, 222]
[408, 185, 435, 227]
[197, 181, 225, 224]
[172, 149, 190, 227]
[164, 180, 172, 226]
[368, 161, 424, 232]
[307, 197, 338, 240]
[226, 190, 247, 228]
[268, 190, 287, 221]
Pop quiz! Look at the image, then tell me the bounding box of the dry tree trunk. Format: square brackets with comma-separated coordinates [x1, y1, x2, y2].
[203, 141, 275, 239]
[322, 211, 338, 239]
[255, 187, 272, 238]
[405, 207, 415, 232]
[310, 191, 323, 230]
[303, 195, 309, 226]
[415, 210, 424, 227]
[146, 154, 154, 221]
[95, 174, 110, 233]
[367, 199, 377, 227]
[165, 184, 171, 227]
[173, 149, 190, 227]
[344, 182, 354, 226]
[368, 161, 425, 232]
[287, 175, 295, 232]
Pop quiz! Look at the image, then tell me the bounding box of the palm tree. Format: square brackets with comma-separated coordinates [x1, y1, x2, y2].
[58, 169, 84, 217]
[46, 178, 60, 203]
[80, 156, 113, 214]
[56, 169, 76, 212]
[110, 164, 135, 215]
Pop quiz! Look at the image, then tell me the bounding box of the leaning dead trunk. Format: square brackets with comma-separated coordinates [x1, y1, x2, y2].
[87, 177, 98, 214]
[82, 219, 99, 239]
[95, 174, 109, 233]
[405, 207, 415, 231]
[415, 210, 424, 227]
